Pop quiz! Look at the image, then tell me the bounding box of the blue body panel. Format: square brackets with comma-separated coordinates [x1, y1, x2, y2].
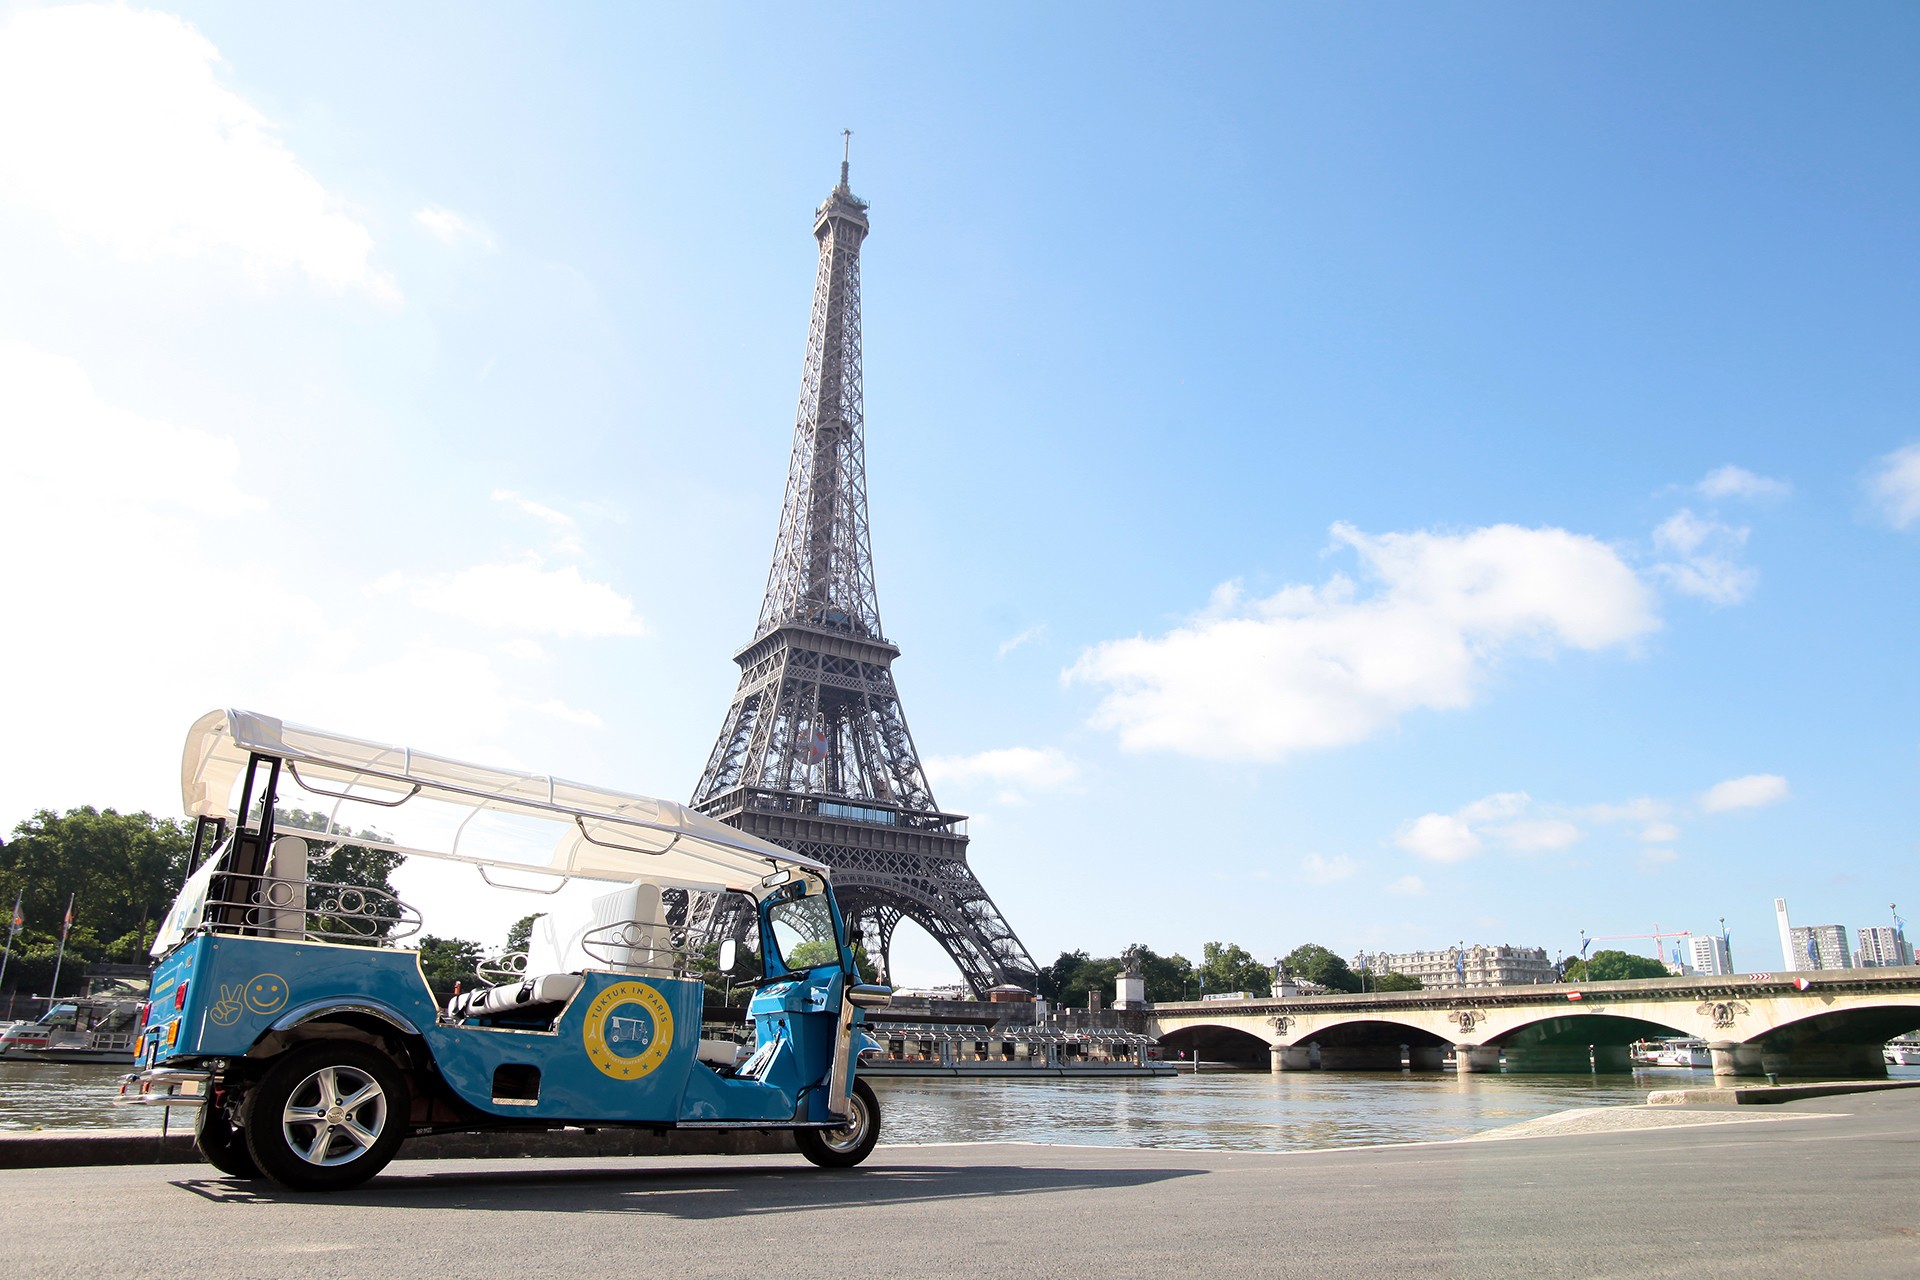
[146, 932, 868, 1128]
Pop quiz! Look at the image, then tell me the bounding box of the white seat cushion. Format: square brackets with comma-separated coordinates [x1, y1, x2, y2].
[447, 973, 584, 1021]
[698, 1038, 745, 1068]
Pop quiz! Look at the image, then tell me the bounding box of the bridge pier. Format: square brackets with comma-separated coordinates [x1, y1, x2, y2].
[1453, 1044, 1501, 1073]
[1710, 1041, 1765, 1077]
[1270, 1044, 1318, 1072]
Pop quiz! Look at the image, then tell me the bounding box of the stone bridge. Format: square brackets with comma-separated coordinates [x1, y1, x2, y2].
[1147, 968, 1920, 1077]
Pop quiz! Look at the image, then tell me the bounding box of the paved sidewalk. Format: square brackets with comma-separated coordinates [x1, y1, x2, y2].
[5, 1092, 1917, 1279]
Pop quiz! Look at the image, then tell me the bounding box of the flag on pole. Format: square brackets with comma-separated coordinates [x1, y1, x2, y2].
[60, 899, 73, 939]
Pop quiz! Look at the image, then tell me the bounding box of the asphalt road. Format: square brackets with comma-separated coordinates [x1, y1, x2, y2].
[8, 1093, 1919, 1279]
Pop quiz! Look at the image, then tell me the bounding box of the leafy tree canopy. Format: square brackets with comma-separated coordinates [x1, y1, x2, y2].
[1283, 943, 1362, 993]
[1576, 949, 1670, 981]
[0, 807, 192, 968]
[1200, 941, 1273, 995]
[414, 935, 484, 994]
[1370, 971, 1422, 992]
[505, 913, 542, 955]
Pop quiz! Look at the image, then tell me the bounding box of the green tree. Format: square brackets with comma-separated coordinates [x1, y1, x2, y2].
[1581, 949, 1669, 981]
[414, 935, 484, 995]
[505, 913, 542, 955]
[275, 810, 403, 904]
[1371, 971, 1422, 992]
[1200, 941, 1274, 995]
[1038, 949, 1127, 1008]
[0, 808, 193, 977]
[1283, 943, 1362, 993]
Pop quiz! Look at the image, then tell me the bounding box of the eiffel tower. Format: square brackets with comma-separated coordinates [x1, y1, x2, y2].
[691, 147, 1038, 996]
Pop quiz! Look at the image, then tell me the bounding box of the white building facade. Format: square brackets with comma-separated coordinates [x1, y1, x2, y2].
[1687, 934, 1734, 976]
[1789, 924, 1853, 971]
[1855, 925, 1914, 967]
[1352, 944, 1556, 990]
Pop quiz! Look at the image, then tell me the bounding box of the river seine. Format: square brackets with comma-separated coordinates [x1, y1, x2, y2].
[11, 1061, 1918, 1148]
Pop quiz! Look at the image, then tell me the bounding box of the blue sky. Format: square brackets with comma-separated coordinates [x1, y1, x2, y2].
[1, 3, 1915, 982]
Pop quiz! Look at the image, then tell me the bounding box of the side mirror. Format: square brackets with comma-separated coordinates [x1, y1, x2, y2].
[718, 938, 738, 973]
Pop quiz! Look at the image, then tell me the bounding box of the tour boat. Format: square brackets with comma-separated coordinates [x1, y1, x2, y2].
[0, 995, 142, 1064]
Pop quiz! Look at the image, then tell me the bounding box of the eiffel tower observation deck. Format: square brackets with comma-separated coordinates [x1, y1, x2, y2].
[691, 148, 1038, 997]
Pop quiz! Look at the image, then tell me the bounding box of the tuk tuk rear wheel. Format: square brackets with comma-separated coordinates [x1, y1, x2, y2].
[243, 1041, 408, 1191]
[194, 1100, 259, 1180]
[797, 1077, 880, 1168]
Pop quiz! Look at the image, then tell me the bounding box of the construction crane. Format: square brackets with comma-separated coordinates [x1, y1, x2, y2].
[1576, 925, 1697, 974]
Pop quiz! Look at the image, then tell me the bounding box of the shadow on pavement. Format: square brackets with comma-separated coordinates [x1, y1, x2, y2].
[171, 1159, 1205, 1217]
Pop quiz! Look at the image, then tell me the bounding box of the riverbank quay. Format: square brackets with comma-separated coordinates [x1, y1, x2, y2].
[1647, 1077, 1920, 1106]
[1, 1091, 1916, 1278]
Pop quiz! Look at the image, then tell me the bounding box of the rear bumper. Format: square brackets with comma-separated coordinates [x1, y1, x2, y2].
[115, 1067, 213, 1108]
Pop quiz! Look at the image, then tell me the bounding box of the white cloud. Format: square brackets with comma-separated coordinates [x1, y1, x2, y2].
[1696, 465, 1790, 501]
[926, 747, 1080, 794]
[0, 5, 397, 302]
[1396, 813, 1482, 862]
[996, 624, 1047, 659]
[1651, 510, 1757, 605]
[1497, 819, 1583, 852]
[1867, 443, 1920, 530]
[1638, 821, 1680, 843]
[1458, 792, 1530, 824]
[1398, 791, 1587, 862]
[376, 559, 647, 639]
[1301, 853, 1356, 884]
[492, 488, 583, 555]
[1700, 773, 1790, 813]
[1068, 522, 1658, 761]
[1576, 798, 1670, 825]
[415, 205, 496, 251]
[1386, 874, 1428, 897]
[1, 338, 261, 516]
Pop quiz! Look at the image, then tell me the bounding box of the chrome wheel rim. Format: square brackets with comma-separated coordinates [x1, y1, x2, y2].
[281, 1064, 387, 1166]
[818, 1091, 870, 1154]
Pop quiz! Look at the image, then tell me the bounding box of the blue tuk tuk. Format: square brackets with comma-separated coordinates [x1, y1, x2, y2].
[121, 710, 891, 1190]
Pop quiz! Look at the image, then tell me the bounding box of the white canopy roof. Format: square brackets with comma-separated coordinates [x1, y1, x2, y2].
[181, 709, 826, 893]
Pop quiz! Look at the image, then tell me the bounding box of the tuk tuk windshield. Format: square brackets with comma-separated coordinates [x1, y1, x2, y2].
[769, 894, 840, 972]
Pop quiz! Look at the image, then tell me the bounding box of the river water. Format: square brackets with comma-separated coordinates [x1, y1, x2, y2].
[15, 1061, 1917, 1149]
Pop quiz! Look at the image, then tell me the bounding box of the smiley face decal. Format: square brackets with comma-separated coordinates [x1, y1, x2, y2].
[243, 974, 289, 1016]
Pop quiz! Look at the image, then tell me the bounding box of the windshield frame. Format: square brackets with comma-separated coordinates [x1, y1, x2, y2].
[764, 885, 849, 977]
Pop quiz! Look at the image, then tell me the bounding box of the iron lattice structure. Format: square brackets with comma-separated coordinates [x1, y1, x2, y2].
[692, 159, 1038, 996]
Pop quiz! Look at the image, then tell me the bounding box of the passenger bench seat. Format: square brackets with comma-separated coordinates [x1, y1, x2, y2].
[446, 972, 585, 1021]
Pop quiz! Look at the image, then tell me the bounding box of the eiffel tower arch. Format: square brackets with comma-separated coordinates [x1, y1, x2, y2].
[691, 151, 1038, 996]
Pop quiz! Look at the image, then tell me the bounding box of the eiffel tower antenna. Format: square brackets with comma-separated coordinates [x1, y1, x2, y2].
[692, 152, 1038, 996]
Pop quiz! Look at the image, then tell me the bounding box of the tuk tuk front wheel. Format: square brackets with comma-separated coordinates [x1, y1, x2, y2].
[194, 1100, 259, 1180]
[243, 1041, 408, 1191]
[797, 1077, 880, 1168]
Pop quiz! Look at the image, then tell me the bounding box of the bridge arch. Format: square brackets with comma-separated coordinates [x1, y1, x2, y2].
[1722, 1003, 1920, 1078]
[1156, 1023, 1271, 1067]
[1485, 1012, 1695, 1072]
[1287, 1018, 1452, 1071]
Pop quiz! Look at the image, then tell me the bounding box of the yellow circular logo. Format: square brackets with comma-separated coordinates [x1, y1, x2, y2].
[582, 981, 675, 1080]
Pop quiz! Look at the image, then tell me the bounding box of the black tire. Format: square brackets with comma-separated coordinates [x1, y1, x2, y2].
[796, 1077, 880, 1169]
[194, 1100, 260, 1180]
[243, 1041, 409, 1192]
